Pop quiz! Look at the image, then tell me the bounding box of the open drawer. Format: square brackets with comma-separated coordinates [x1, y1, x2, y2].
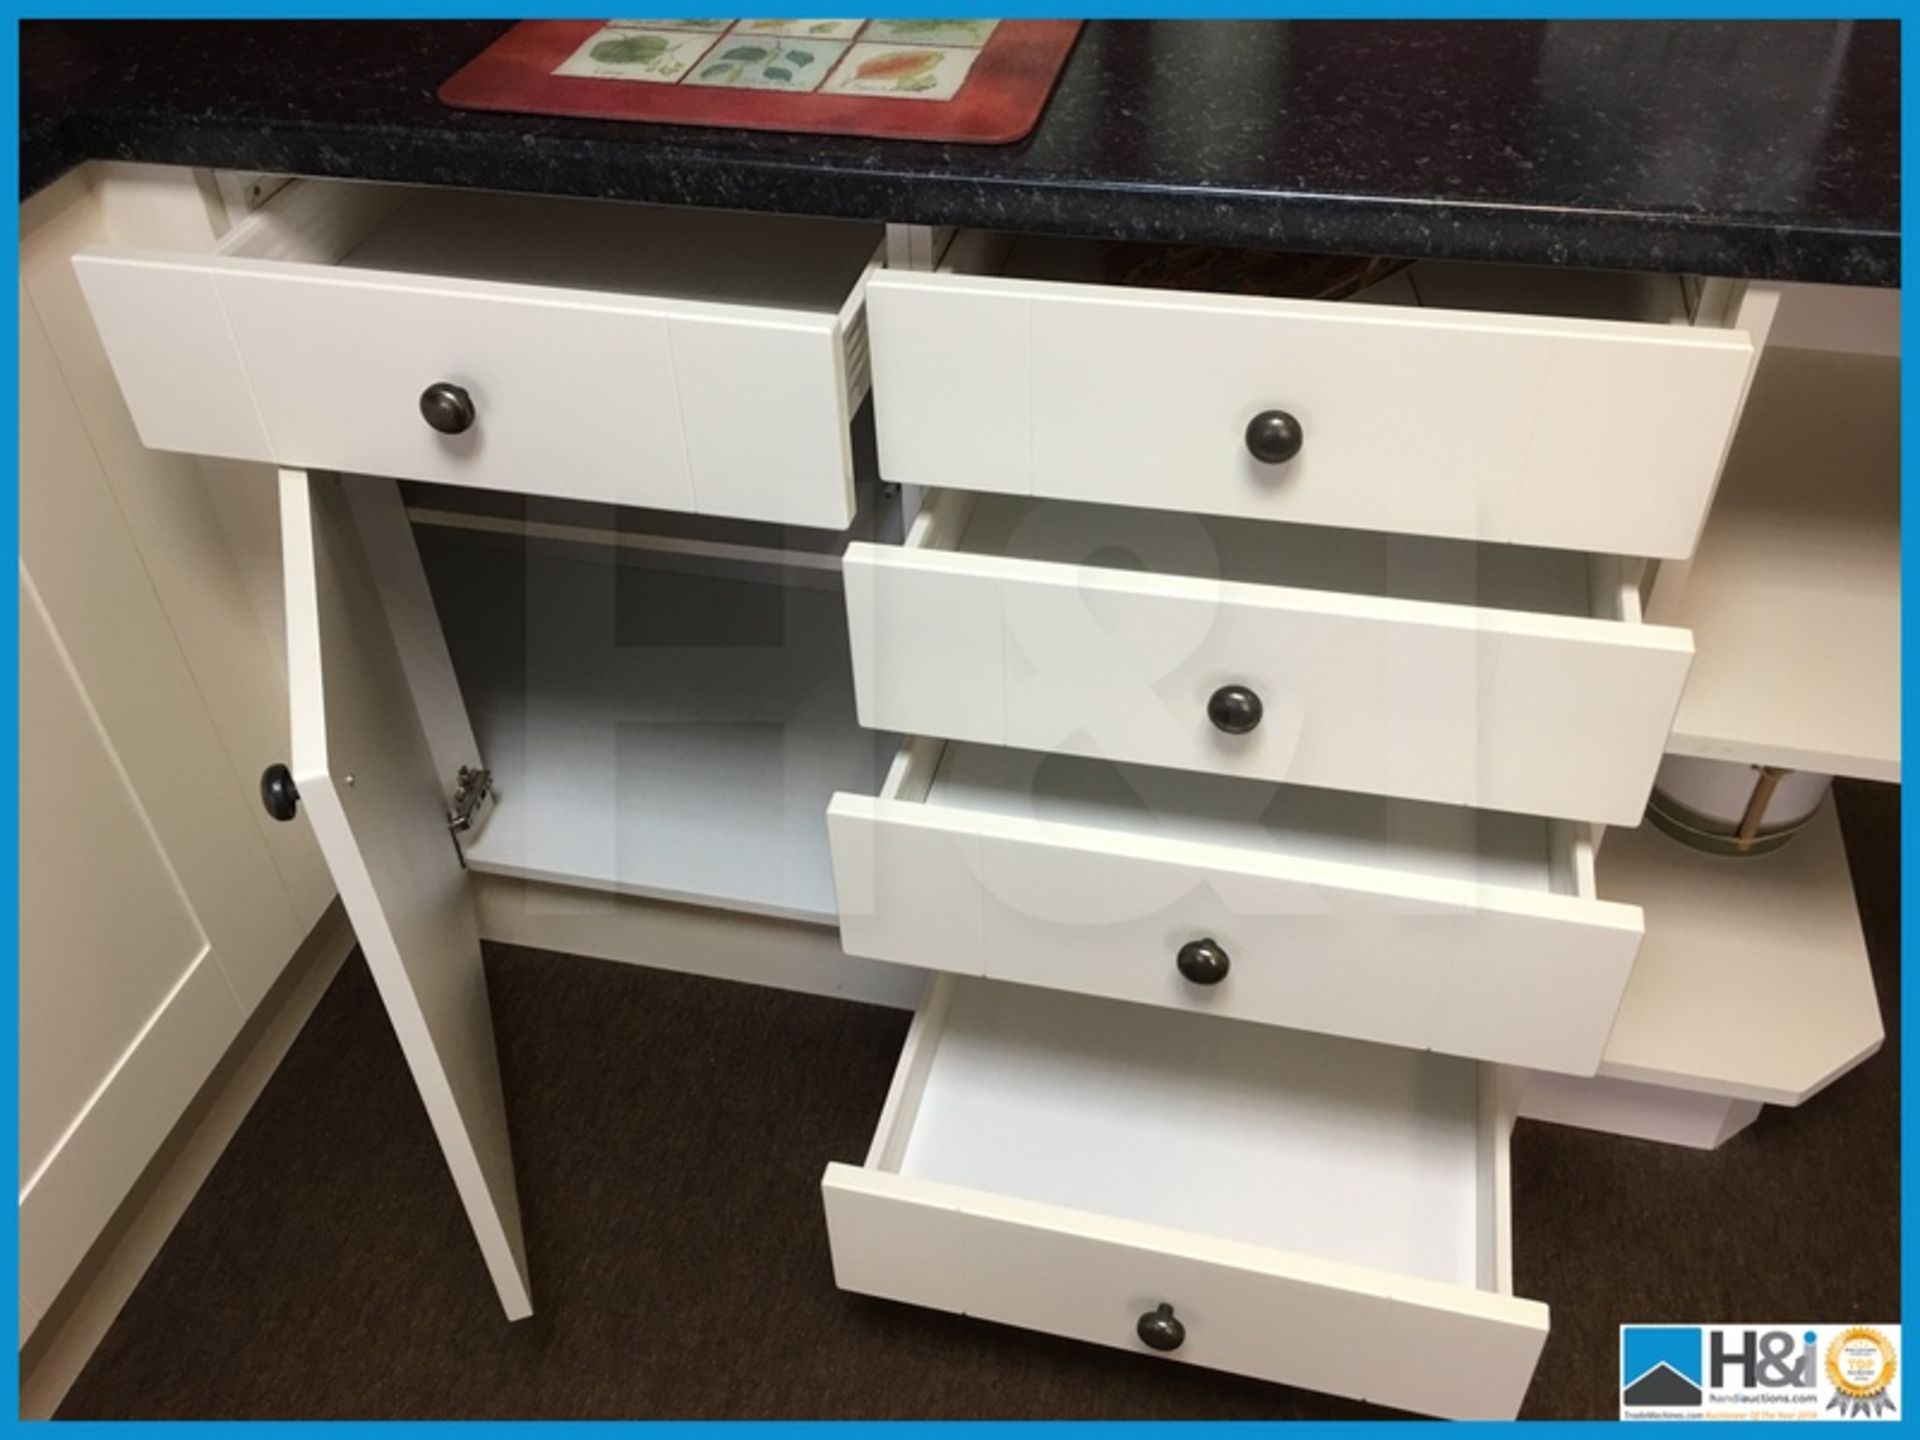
[845, 490, 1693, 826]
[868, 232, 1756, 558]
[829, 737, 1642, 1075]
[75, 180, 882, 527]
[823, 977, 1549, 1419]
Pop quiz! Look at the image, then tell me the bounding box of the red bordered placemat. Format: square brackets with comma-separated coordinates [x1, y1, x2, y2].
[439, 20, 1083, 145]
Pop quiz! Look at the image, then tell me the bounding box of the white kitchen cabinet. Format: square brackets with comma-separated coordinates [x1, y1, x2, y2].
[268, 454, 1632, 1352]
[55, 167, 1885, 1419]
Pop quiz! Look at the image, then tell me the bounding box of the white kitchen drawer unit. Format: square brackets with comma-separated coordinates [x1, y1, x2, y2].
[823, 977, 1549, 1419]
[74, 180, 882, 527]
[828, 737, 1642, 1076]
[868, 233, 1756, 558]
[845, 490, 1694, 825]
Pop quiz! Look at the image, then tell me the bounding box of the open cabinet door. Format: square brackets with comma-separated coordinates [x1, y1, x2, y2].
[279, 467, 532, 1320]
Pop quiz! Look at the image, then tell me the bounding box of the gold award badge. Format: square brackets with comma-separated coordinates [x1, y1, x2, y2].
[1825, 1327, 1898, 1417]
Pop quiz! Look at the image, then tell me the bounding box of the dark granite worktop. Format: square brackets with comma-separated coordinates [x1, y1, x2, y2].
[23, 20, 1899, 285]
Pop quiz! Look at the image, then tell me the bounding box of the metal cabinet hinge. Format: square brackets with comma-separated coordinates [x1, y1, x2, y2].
[449, 765, 495, 836]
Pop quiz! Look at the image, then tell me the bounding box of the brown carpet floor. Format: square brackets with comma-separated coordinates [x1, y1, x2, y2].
[55, 782, 1899, 1420]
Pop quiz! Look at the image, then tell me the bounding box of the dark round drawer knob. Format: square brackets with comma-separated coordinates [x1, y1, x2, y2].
[1207, 684, 1263, 735]
[419, 382, 476, 436]
[1176, 938, 1230, 986]
[1245, 409, 1304, 464]
[260, 763, 300, 823]
[1137, 1303, 1186, 1353]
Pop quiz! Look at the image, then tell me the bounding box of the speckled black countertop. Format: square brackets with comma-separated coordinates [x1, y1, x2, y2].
[22, 20, 1899, 285]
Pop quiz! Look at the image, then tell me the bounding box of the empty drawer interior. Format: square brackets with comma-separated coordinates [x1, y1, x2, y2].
[919, 740, 1587, 898]
[229, 180, 884, 318]
[942, 491, 1639, 623]
[414, 487, 902, 923]
[890, 979, 1501, 1290]
[976, 231, 1700, 327]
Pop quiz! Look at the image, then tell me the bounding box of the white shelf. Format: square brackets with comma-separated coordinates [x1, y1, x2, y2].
[422, 524, 890, 925]
[1595, 800, 1882, 1105]
[1662, 345, 1899, 781]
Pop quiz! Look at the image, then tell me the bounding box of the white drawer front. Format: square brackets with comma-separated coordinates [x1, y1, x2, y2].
[828, 743, 1642, 1076]
[822, 979, 1550, 1420]
[843, 500, 1694, 826]
[80, 257, 857, 526]
[869, 265, 1753, 558]
[825, 1168, 1547, 1419]
[72, 183, 876, 528]
[65, 255, 274, 462]
[222, 269, 699, 512]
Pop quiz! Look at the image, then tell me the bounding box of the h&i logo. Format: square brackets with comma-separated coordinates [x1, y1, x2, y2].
[1622, 1324, 1899, 1420]
[1622, 1327, 1703, 1408]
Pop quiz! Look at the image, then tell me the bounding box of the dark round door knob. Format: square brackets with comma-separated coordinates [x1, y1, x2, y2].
[1137, 1303, 1186, 1352]
[1245, 409, 1304, 464]
[419, 382, 476, 436]
[1176, 938, 1231, 986]
[1207, 684, 1263, 735]
[260, 763, 300, 823]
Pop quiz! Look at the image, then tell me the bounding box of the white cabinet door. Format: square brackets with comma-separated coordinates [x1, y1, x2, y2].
[18, 571, 247, 1333]
[280, 468, 531, 1320]
[19, 264, 311, 1335]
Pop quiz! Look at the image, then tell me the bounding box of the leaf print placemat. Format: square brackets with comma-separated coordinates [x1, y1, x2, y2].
[440, 20, 1083, 144]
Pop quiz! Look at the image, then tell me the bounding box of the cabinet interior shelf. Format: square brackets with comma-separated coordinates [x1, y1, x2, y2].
[1595, 800, 1882, 1105]
[417, 513, 891, 925]
[1661, 345, 1900, 782]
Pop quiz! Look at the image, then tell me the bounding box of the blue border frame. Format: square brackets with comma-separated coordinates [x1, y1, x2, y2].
[2, 4, 1912, 17]
[2, 1, 1908, 1429]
